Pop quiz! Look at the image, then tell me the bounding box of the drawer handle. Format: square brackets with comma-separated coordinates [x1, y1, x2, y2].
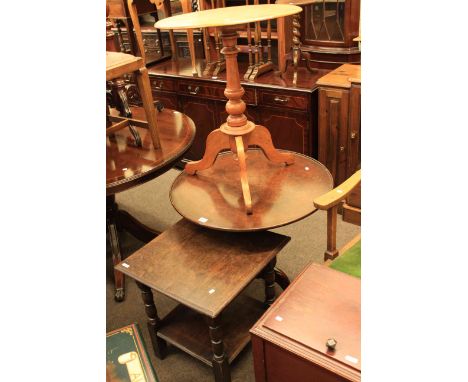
[188, 85, 200, 95]
[153, 80, 163, 90]
[273, 96, 289, 104]
[350, 132, 358, 139]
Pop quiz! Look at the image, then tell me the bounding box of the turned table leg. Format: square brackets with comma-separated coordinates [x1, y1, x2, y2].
[107, 195, 125, 302]
[274, 268, 291, 290]
[136, 281, 167, 359]
[209, 316, 231, 382]
[263, 258, 277, 307]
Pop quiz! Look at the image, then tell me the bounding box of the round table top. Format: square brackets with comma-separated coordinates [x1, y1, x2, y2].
[275, 0, 322, 5]
[107, 108, 195, 195]
[155, 4, 302, 30]
[170, 150, 333, 232]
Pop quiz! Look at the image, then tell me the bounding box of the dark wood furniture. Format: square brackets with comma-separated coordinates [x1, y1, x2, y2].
[115, 218, 291, 382]
[250, 263, 361, 382]
[299, 0, 360, 69]
[106, 107, 195, 301]
[317, 63, 360, 224]
[276, 0, 319, 87]
[123, 58, 329, 161]
[171, 149, 333, 231]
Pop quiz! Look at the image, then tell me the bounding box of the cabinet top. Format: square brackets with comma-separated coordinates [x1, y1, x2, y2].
[316, 64, 361, 89]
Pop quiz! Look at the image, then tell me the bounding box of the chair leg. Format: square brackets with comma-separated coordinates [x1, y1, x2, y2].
[135, 66, 161, 149]
[324, 205, 339, 261]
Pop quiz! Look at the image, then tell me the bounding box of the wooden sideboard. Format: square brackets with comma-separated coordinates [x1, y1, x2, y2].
[124, 58, 329, 161]
[317, 64, 361, 224]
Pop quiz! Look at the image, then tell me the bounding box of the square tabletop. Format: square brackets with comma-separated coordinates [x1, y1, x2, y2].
[115, 219, 290, 318]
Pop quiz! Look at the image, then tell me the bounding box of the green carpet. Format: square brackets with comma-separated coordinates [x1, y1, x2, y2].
[330, 240, 361, 278]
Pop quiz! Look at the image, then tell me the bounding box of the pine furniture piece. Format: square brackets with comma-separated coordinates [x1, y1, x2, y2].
[107, 107, 195, 301]
[313, 169, 360, 261]
[115, 218, 291, 382]
[250, 263, 361, 382]
[106, 51, 163, 149]
[317, 63, 360, 224]
[155, 5, 306, 215]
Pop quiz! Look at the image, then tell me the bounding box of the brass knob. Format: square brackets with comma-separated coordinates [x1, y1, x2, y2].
[326, 338, 337, 351]
[351, 132, 357, 139]
[340, 146, 345, 152]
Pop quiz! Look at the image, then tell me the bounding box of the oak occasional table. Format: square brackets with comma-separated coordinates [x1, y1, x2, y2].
[107, 107, 195, 301]
[116, 219, 291, 382]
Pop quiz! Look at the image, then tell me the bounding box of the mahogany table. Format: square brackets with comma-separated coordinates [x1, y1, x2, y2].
[170, 149, 333, 232]
[107, 107, 195, 301]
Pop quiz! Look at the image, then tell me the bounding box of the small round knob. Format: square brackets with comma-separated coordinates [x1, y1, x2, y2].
[326, 338, 337, 351]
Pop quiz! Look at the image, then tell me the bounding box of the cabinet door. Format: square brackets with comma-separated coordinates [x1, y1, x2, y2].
[179, 96, 218, 161]
[347, 83, 361, 178]
[318, 88, 349, 185]
[152, 91, 178, 111]
[258, 107, 310, 156]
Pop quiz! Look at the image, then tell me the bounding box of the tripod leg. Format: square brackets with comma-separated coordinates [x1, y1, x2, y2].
[184, 129, 231, 174]
[234, 136, 253, 214]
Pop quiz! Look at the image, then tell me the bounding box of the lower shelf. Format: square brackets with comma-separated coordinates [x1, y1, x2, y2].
[158, 294, 266, 366]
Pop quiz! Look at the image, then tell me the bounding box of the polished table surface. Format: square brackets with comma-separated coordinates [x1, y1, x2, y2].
[170, 150, 333, 232]
[106, 108, 196, 195]
[155, 4, 302, 30]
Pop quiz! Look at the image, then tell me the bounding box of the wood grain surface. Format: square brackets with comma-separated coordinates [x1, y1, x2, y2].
[170, 149, 333, 231]
[106, 108, 195, 194]
[251, 263, 361, 381]
[115, 219, 290, 317]
[155, 4, 301, 30]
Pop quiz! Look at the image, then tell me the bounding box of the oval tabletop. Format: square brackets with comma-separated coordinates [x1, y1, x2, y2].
[170, 150, 333, 232]
[107, 108, 195, 195]
[276, 0, 341, 5]
[155, 4, 302, 30]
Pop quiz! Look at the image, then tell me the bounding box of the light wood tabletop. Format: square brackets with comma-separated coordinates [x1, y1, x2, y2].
[154, 4, 302, 30]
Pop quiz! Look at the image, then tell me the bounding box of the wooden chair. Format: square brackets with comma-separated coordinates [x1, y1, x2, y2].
[313, 169, 361, 262]
[106, 51, 161, 149]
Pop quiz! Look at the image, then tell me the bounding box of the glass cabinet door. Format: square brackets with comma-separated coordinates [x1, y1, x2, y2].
[301, 0, 359, 49]
[304, 0, 346, 43]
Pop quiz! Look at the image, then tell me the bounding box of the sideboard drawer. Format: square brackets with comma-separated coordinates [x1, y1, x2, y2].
[178, 81, 225, 100]
[258, 90, 309, 111]
[150, 77, 176, 92]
